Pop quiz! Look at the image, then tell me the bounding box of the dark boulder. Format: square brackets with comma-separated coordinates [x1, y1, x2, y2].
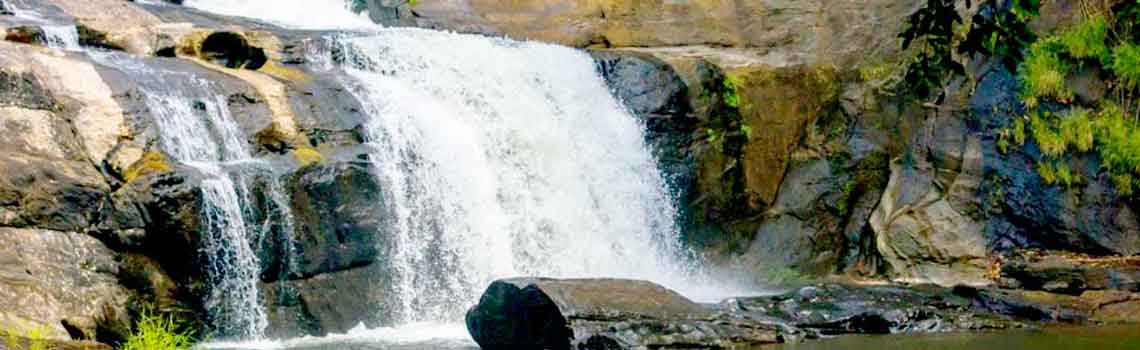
[200, 32, 267, 70]
[466, 278, 785, 350]
[283, 158, 389, 279]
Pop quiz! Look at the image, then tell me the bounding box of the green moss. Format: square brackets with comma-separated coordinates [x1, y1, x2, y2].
[1037, 161, 1078, 187]
[1093, 105, 1140, 179]
[1020, 38, 1073, 107]
[291, 147, 324, 167]
[120, 310, 196, 350]
[722, 74, 742, 108]
[124, 151, 172, 182]
[1013, 117, 1027, 145]
[1059, 15, 1111, 62]
[1111, 43, 1140, 89]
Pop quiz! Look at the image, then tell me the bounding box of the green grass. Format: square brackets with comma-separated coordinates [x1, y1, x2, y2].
[1059, 15, 1111, 62]
[1037, 161, 1079, 187]
[1020, 38, 1073, 107]
[1112, 42, 1140, 89]
[120, 310, 196, 350]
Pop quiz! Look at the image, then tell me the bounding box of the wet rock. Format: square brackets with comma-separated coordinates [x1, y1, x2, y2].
[736, 283, 1018, 336]
[262, 263, 393, 338]
[466, 278, 785, 350]
[0, 228, 131, 342]
[284, 158, 388, 279]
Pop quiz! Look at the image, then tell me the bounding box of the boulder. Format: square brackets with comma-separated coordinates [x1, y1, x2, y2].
[283, 158, 388, 279]
[466, 278, 785, 350]
[0, 228, 131, 342]
[261, 263, 393, 338]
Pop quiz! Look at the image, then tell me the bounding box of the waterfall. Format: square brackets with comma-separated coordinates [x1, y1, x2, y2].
[41, 24, 80, 51]
[184, 0, 747, 340]
[311, 30, 712, 324]
[89, 52, 296, 339]
[4, 0, 81, 51]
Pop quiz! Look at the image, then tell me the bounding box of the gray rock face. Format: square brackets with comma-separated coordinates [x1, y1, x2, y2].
[262, 263, 392, 338]
[466, 278, 786, 350]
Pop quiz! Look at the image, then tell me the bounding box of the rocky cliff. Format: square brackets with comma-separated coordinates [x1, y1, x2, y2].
[0, 0, 1137, 348]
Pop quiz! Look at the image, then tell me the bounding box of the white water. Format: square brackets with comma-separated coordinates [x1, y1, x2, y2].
[315, 30, 740, 324]
[89, 53, 275, 339]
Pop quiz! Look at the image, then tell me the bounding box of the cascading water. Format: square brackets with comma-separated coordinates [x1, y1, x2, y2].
[4, 0, 81, 51]
[314, 31, 719, 324]
[88, 53, 297, 339]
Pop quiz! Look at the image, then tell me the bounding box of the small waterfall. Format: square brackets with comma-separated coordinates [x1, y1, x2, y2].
[41, 24, 80, 51]
[89, 52, 294, 339]
[4, 0, 81, 51]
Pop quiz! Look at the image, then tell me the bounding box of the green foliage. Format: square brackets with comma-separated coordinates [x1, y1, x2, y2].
[120, 310, 196, 350]
[899, 0, 964, 98]
[1112, 42, 1140, 89]
[1059, 15, 1111, 63]
[1020, 38, 1073, 107]
[1059, 108, 1095, 152]
[1037, 161, 1079, 186]
[722, 75, 741, 108]
[1030, 111, 1068, 157]
[1093, 104, 1140, 177]
[900, 0, 1039, 98]
[960, 0, 1040, 71]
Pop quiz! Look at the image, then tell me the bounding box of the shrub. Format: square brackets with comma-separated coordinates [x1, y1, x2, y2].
[1020, 38, 1073, 106]
[1059, 15, 1111, 62]
[120, 311, 196, 350]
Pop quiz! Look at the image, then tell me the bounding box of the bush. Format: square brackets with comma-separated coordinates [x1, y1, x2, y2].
[1020, 38, 1073, 106]
[120, 311, 196, 350]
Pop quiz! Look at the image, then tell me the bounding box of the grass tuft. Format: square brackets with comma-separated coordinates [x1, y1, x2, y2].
[120, 310, 196, 350]
[1020, 38, 1073, 107]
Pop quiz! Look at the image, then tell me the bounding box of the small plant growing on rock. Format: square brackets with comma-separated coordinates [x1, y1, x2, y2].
[120, 310, 196, 350]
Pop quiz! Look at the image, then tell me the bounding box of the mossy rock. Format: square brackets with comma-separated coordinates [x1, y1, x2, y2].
[291, 147, 323, 167]
[123, 151, 172, 182]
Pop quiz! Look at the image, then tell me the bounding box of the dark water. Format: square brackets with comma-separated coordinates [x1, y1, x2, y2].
[769, 325, 1140, 350]
[208, 325, 1140, 350]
